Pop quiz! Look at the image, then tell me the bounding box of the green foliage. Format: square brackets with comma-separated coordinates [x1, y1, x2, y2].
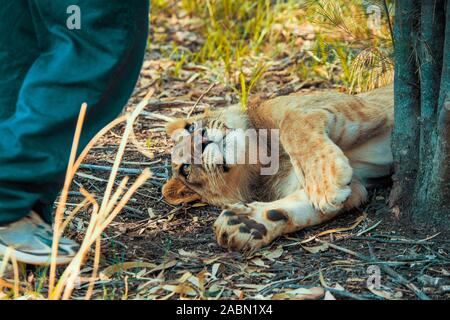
[185, 0, 274, 63]
[238, 62, 269, 111]
[305, 0, 394, 92]
[150, 0, 395, 103]
[180, 0, 283, 108]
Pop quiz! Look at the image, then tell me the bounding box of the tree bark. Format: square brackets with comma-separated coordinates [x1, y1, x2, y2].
[391, 0, 450, 227]
[390, 0, 421, 209]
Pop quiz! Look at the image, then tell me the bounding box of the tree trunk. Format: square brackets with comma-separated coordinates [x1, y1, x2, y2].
[390, 0, 450, 227]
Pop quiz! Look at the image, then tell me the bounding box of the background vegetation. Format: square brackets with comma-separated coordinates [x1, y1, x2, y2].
[6, 0, 437, 301]
[151, 0, 394, 108]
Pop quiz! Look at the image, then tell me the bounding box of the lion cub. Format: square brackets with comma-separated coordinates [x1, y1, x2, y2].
[162, 85, 393, 252]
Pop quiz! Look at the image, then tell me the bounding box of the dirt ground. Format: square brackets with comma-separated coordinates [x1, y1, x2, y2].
[58, 7, 450, 300]
[61, 65, 450, 300]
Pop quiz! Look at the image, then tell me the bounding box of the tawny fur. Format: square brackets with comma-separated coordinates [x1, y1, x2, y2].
[162, 85, 394, 252]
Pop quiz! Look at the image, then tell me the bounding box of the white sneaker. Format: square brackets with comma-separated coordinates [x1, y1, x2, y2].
[0, 212, 79, 265]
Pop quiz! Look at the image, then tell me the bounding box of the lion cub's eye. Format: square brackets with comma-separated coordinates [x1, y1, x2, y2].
[185, 122, 197, 133]
[180, 163, 191, 178]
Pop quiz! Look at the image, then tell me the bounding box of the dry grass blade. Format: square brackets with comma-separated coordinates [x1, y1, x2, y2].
[99, 90, 154, 214]
[349, 47, 394, 93]
[0, 252, 22, 298]
[103, 177, 130, 221]
[59, 198, 89, 237]
[59, 170, 151, 299]
[78, 188, 100, 241]
[0, 247, 13, 293]
[49, 103, 87, 294]
[73, 115, 127, 172]
[10, 255, 19, 299]
[40, 90, 153, 300]
[130, 129, 155, 159]
[58, 142, 151, 299]
[299, 213, 367, 244]
[85, 237, 101, 300]
[0, 247, 12, 279]
[187, 82, 216, 118]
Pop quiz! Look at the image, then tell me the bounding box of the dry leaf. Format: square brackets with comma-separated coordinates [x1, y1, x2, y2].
[202, 256, 221, 265]
[324, 291, 337, 300]
[147, 208, 156, 219]
[178, 272, 193, 283]
[178, 249, 198, 258]
[368, 287, 399, 300]
[301, 242, 329, 254]
[208, 284, 221, 293]
[251, 258, 268, 268]
[233, 290, 245, 299]
[197, 270, 207, 295]
[273, 287, 325, 300]
[235, 283, 266, 291]
[262, 246, 284, 260]
[208, 283, 224, 295]
[162, 284, 197, 296]
[187, 275, 200, 288]
[346, 277, 365, 283]
[148, 260, 177, 274]
[191, 203, 208, 207]
[100, 261, 157, 280]
[319, 270, 329, 287]
[211, 263, 221, 278]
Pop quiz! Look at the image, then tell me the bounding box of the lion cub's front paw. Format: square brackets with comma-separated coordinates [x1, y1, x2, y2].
[307, 154, 353, 214]
[213, 203, 283, 252]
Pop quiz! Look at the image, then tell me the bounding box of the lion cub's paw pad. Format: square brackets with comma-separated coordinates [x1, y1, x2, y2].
[213, 209, 269, 252]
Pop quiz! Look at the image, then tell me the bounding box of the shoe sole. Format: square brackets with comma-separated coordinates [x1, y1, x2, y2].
[0, 243, 75, 266]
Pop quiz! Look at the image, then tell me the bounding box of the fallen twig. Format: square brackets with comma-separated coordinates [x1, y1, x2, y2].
[356, 219, 382, 236]
[80, 164, 143, 175]
[187, 82, 217, 118]
[316, 239, 431, 300]
[348, 236, 438, 245]
[323, 287, 378, 300]
[367, 244, 431, 300]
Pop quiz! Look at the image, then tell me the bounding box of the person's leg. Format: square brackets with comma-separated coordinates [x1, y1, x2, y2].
[0, 0, 42, 223]
[0, 1, 40, 121]
[0, 0, 149, 224]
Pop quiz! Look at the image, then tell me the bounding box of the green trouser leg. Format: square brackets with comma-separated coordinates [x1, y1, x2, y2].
[0, 0, 149, 224]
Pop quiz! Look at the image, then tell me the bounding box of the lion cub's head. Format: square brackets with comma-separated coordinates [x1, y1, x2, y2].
[162, 105, 260, 206]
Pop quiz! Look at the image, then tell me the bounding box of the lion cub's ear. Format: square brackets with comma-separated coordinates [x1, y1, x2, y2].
[165, 119, 188, 137]
[162, 178, 202, 205]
